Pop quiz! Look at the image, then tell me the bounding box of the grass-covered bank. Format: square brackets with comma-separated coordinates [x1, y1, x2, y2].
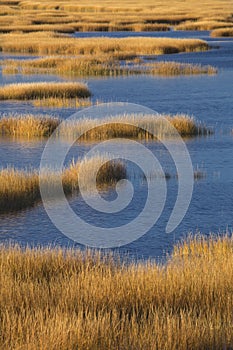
[0, 235, 233, 349]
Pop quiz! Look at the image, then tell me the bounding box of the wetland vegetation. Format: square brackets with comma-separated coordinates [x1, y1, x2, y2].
[0, 0, 233, 348]
[1, 235, 233, 349]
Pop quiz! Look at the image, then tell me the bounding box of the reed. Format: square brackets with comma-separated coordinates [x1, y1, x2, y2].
[211, 27, 233, 37]
[0, 82, 91, 100]
[0, 156, 126, 213]
[0, 234, 233, 349]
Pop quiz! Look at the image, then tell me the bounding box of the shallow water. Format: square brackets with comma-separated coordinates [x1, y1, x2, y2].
[0, 31, 233, 260]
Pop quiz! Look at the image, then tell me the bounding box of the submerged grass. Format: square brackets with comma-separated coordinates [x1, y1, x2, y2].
[0, 82, 91, 100]
[0, 156, 126, 213]
[1, 234, 233, 349]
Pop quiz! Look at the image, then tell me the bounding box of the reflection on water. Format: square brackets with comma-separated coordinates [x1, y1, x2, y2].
[0, 31, 233, 259]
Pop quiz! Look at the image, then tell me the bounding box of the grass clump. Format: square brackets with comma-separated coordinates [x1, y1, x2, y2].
[147, 61, 217, 76]
[0, 235, 233, 349]
[176, 20, 233, 30]
[0, 114, 59, 137]
[0, 33, 210, 55]
[58, 114, 210, 140]
[2, 56, 218, 77]
[0, 156, 126, 213]
[0, 113, 210, 139]
[32, 97, 92, 108]
[0, 82, 91, 100]
[0, 168, 40, 212]
[211, 27, 233, 37]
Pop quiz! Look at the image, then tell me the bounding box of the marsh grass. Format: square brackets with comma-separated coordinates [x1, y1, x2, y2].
[0, 82, 91, 100]
[0, 113, 210, 139]
[1, 234, 233, 349]
[0, 168, 40, 212]
[0, 33, 210, 55]
[58, 114, 210, 140]
[176, 20, 233, 30]
[211, 27, 233, 37]
[32, 97, 92, 108]
[0, 156, 126, 213]
[2, 56, 217, 77]
[147, 61, 217, 76]
[1, 0, 233, 33]
[0, 114, 59, 137]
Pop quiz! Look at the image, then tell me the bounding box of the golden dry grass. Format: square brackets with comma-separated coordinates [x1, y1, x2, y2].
[57, 114, 210, 140]
[2, 56, 217, 77]
[0, 113, 209, 139]
[0, 32, 210, 55]
[0, 82, 91, 100]
[0, 114, 59, 137]
[0, 156, 126, 213]
[146, 61, 217, 76]
[0, 0, 232, 32]
[32, 97, 92, 108]
[176, 20, 233, 31]
[0, 234, 233, 349]
[211, 27, 233, 37]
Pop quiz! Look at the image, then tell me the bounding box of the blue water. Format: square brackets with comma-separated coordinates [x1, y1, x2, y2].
[0, 31, 233, 260]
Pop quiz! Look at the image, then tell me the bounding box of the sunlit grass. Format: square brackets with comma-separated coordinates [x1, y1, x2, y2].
[2, 56, 217, 77]
[0, 114, 59, 137]
[0, 114, 212, 142]
[176, 20, 233, 30]
[0, 113, 210, 139]
[146, 61, 217, 76]
[0, 32, 210, 55]
[1, 0, 232, 33]
[0, 156, 126, 213]
[0, 234, 233, 349]
[32, 97, 92, 108]
[57, 114, 210, 140]
[211, 27, 233, 37]
[0, 82, 91, 100]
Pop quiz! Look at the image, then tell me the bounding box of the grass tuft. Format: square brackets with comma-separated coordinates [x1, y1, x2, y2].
[2, 56, 217, 77]
[0, 156, 126, 213]
[0, 114, 59, 137]
[0, 82, 91, 100]
[211, 27, 233, 37]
